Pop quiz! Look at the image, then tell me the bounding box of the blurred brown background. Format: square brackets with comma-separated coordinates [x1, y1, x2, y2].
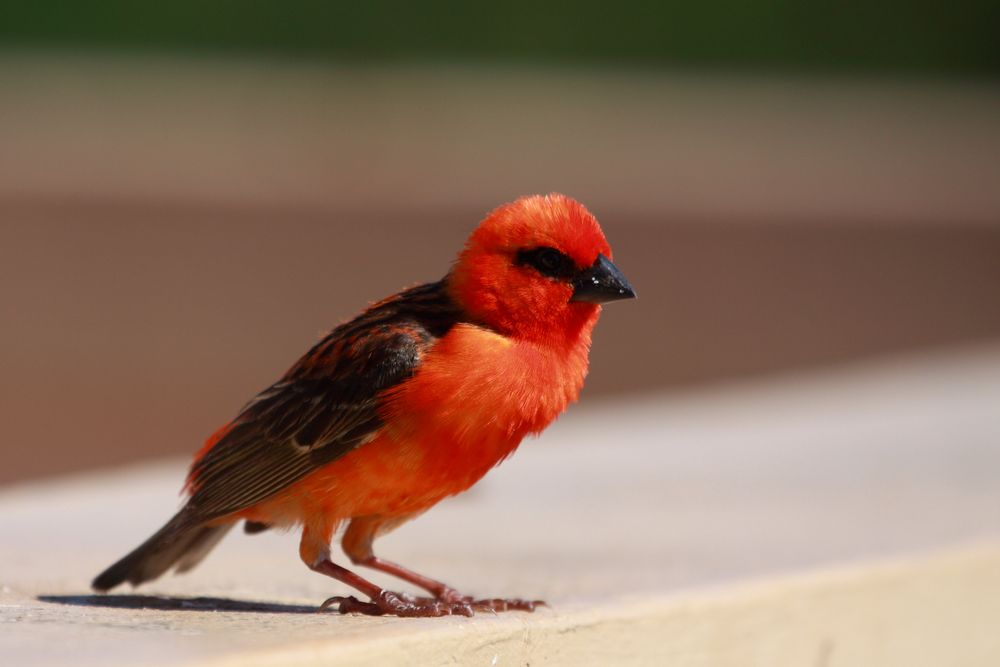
[2, 13, 999, 484]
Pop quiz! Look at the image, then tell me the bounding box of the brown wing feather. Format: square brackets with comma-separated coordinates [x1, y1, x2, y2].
[183, 280, 461, 522]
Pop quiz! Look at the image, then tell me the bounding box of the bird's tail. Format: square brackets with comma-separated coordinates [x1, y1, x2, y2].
[91, 511, 233, 592]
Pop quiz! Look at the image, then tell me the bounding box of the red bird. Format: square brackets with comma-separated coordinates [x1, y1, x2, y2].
[93, 193, 635, 616]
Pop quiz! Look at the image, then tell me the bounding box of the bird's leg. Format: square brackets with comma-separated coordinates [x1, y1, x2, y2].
[339, 516, 544, 614]
[354, 554, 463, 602]
[353, 555, 542, 612]
[302, 522, 472, 617]
[311, 558, 470, 617]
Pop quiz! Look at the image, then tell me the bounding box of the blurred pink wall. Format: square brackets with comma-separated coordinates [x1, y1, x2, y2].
[2, 57, 999, 482]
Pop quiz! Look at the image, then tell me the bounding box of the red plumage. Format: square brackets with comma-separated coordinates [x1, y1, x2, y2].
[93, 193, 634, 616]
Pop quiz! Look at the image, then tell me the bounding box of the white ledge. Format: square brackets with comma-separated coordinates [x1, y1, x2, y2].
[3, 343, 1000, 666]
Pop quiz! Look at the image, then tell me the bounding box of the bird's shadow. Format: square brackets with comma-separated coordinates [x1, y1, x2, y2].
[38, 593, 319, 614]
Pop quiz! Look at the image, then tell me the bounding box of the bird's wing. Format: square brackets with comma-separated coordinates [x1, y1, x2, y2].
[183, 281, 459, 522]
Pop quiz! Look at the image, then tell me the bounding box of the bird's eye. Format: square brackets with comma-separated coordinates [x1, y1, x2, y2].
[515, 246, 576, 280]
[537, 249, 562, 271]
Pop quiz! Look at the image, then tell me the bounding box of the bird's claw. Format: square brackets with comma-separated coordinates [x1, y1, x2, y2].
[434, 586, 545, 611]
[469, 597, 546, 612]
[318, 595, 383, 615]
[319, 589, 545, 617]
[320, 590, 470, 617]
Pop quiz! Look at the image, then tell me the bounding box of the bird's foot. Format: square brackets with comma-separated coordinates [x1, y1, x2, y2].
[319, 590, 472, 617]
[435, 587, 545, 612]
[319, 589, 545, 617]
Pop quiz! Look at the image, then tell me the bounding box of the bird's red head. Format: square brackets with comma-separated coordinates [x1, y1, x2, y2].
[449, 193, 635, 344]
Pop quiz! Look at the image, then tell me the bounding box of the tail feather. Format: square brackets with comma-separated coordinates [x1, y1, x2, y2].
[92, 512, 233, 592]
[174, 523, 233, 574]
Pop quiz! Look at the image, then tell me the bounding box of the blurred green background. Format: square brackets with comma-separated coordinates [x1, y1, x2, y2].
[2, 1, 998, 76]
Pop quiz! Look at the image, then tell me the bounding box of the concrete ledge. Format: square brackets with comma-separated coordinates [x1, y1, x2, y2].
[205, 543, 1000, 667]
[4, 344, 1000, 665]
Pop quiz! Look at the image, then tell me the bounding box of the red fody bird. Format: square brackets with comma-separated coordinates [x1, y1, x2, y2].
[93, 193, 635, 616]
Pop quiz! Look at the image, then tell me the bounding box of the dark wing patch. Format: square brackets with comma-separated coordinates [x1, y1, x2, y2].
[183, 280, 460, 522]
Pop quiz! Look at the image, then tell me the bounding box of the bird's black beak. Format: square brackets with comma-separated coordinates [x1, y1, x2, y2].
[570, 254, 636, 304]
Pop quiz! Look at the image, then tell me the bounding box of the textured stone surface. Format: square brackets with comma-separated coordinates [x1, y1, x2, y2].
[3, 344, 1000, 665]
